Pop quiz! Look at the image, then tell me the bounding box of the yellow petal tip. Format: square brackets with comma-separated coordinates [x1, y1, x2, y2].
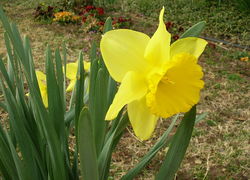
[159, 7, 165, 22]
[105, 114, 114, 121]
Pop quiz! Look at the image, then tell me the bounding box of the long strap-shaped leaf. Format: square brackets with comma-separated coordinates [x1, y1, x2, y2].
[0, 124, 19, 179]
[155, 106, 196, 180]
[78, 107, 99, 180]
[1, 7, 68, 179]
[72, 52, 85, 180]
[98, 113, 129, 180]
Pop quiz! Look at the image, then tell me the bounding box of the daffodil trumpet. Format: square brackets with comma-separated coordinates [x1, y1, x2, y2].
[100, 7, 207, 140]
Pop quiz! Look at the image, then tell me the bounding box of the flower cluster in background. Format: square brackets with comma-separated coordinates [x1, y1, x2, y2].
[77, 5, 105, 20]
[73, 5, 132, 32]
[53, 11, 81, 24]
[76, 5, 106, 32]
[34, 3, 133, 32]
[34, 3, 56, 22]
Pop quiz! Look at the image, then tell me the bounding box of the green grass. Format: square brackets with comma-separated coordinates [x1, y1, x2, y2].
[120, 0, 250, 47]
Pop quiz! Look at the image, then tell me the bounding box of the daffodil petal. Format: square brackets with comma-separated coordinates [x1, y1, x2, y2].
[84, 61, 90, 72]
[105, 71, 148, 120]
[144, 7, 171, 67]
[100, 29, 150, 82]
[128, 97, 158, 141]
[170, 37, 207, 60]
[66, 63, 78, 80]
[36, 71, 46, 81]
[35, 71, 46, 94]
[35, 70, 48, 107]
[66, 79, 76, 92]
[41, 88, 48, 108]
[147, 53, 204, 118]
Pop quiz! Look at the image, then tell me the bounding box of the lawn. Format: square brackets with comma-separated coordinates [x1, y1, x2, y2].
[0, 0, 249, 179]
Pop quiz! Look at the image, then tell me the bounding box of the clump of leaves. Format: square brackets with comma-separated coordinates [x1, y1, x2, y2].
[33, 3, 133, 32]
[34, 3, 59, 23]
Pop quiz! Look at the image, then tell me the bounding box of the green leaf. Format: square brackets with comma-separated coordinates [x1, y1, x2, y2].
[155, 106, 197, 180]
[55, 48, 65, 111]
[122, 115, 179, 180]
[46, 46, 65, 139]
[195, 112, 208, 124]
[0, 125, 19, 179]
[93, 68, 109, 156]
[72, 52, 85, 179]
[89, 42, 97, 62]
[65, 108, 75, 126]
[5, 131, 28, 180]
[5, 33, 15, 85]
[180, 21, 206, 39]
[74, 52, 85, 122]
[98, 113, 129, 180]
[103, 17, 113, 33]
[78, 107, 99, 180]
[104, 108, 124, 143]
[0, 56, 15, 93]
[0, 7, 68, 179]
[44, 46, 68, 180]
[89, 59, 98, 113]
[88, 42, 110, 156]
[0, 79, 41, 180]
[107, 76, 117, 108]
[62, 42, 67, 107]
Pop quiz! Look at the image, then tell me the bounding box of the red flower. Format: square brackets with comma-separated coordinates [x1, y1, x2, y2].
[82, 17, 87, 22]
[112, 20, 117, 25]
[118, 17, 124, 23]
[96, 7, 104, 15]
[173, 35, 179, 40]
[165, 21, 173, 30]
[79, 10, 87, 16]
[98, 21, 105, 26]
[117, 17, 130, 23]
[85, 5, 95, 12]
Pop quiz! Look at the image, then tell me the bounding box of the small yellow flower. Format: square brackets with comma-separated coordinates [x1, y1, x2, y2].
[100, 8, 207, 140]
[72, 15, 80, 21]
[35, 71, 48, 108]
[66, 61, 90, 92]
[53, 11, 78, 23]
[240, 56, 249, 62]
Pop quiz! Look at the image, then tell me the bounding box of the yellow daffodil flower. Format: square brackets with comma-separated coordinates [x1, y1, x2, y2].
[100, 8, 207, 140]
[66, 61, 90, 92]
[35, 71, 48, 108]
